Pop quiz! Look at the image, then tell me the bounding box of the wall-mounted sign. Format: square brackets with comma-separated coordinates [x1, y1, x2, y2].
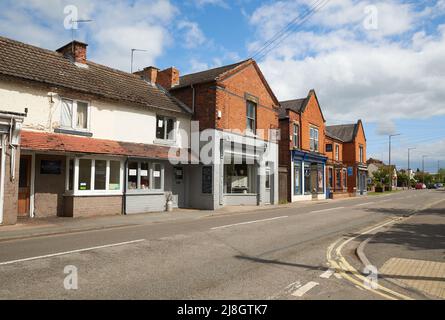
[202, 166, 212, 194]
[348, 167, 353, 177]
[40, 160, 62, 175]
[153, 171, 161, 178]
[140, 170, 148, 177]
[129, 169, 137, 176]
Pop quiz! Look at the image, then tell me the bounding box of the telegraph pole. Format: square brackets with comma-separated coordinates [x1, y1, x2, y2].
[422, 155, 428, 184]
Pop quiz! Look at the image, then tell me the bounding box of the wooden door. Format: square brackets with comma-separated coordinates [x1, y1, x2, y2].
[18, 155, 31, 217]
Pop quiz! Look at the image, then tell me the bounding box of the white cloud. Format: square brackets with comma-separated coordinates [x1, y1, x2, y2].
[177, 21, 207, 49]
[0, 0, 179, 72]
[193, 0, 229, 9]
[247, 0, 445, 129]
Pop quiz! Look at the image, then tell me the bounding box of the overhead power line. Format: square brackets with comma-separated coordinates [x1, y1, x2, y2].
[252, 0, 331, 61]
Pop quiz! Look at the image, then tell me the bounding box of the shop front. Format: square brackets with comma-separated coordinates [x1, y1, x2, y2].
[291, 150, 327, 202]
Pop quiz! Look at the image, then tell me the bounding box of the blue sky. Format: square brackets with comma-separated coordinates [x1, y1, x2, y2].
[0, 0, 444, 172]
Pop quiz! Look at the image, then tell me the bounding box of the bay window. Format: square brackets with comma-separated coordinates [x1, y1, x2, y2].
[66, 157, 123, 194]
[126, 161, 164, 192]
[61, 98, 89, 131]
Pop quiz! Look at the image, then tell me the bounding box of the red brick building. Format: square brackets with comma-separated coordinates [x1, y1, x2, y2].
[279, 90, 327, 202]
[326, 120, 368, 195]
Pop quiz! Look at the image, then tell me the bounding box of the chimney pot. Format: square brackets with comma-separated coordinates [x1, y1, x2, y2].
[56, 41, 88, 65]
[134, 66, 159, 84]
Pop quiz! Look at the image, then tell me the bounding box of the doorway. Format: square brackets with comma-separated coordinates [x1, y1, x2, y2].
[172, 166, 185, 208]
[18, 155, 32, 217]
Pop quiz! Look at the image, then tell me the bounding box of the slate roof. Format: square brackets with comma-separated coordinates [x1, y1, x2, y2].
[173, 59, 250, 89]
[278, 98, 307, 119]
[325, 124, 357, 143]
[21, 130, 189, 161]
[0, 36, 191, 115]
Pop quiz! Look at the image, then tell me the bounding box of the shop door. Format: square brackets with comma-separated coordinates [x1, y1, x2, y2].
[18, 155, 31, 217]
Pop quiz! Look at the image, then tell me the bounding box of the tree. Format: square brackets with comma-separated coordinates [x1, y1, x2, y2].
[397, 171, 410, 188]
[373, 167, 390, 186]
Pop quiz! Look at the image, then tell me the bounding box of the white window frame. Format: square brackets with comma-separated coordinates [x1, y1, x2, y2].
[65, 156, 124, 196]
[246, 100, 257, 135]
[155, 115, 176, 142]
[310, 126, 319, 152]
[126, 160, 165, 193]
[359, 145, 364, 163]
[335, 144, 340, 161]
[60, 98, 91, 132]
[293, 123, 299, 148]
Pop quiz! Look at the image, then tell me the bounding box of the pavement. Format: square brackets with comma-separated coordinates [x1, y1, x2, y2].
[362, 190, 445, 299]
[0, 189, 443, 300]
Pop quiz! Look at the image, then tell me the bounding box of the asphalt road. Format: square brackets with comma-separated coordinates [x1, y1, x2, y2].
[0, 190, 443, 300]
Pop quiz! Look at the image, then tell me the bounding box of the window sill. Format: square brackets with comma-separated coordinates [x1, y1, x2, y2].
[55, 128, 93, 137]
[154, 139, 176, 146]
[64, 191, 123, 197]
[126, 190, 165, 195]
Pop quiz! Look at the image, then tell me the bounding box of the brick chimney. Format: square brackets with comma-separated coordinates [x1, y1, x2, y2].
[134, 66, 159, 84]
[56, 41, 88, 65]
[157, 67, 180, 89]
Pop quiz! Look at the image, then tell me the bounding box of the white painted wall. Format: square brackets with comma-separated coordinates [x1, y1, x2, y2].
[0, 79, 191, 148]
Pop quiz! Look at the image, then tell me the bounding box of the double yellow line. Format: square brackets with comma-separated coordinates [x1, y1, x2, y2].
[326, 219, 413, 300]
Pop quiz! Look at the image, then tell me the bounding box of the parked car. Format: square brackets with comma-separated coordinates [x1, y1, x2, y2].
[415, 183, 426, 190]
[434, 183, 443, 189]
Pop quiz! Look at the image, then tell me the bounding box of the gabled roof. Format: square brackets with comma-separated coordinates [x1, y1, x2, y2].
[172, 59, 280, 106]
[279, 90, 326, 121]
[0, 36, 191, 115]
[326, 119, 367, 143]
[174, 60, 250, 89]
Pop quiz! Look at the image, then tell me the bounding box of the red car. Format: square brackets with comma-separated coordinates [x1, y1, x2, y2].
[415, 183, 426, 190]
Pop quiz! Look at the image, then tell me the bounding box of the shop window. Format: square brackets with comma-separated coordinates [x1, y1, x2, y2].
[294, 162, 302, 195]
[61, 98, 89, 131]
[109, 161, 121, 190]
[336, 169, 341, 189]
[317, 164, 324, 194]
[140, 162, 150, 190]
[246, 101, 257, 134]
[156, 115, 175, 141]
[128, 162, 138, 190]
[68, 159, 74, 191]
[224, 163, 257, 194]
[66, 158, 122, 194]
[94, 160, 107, 190]
[328, 168, 333, 188]
[304, 163, 311, 195]
[78, 159, 92, 191]
[152, 163, 163, 190]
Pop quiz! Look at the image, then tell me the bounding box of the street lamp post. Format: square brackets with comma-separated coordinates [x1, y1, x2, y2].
[388, 134, 401, 190]
[408, 147, 416, 189]
[422, 155, 428, 184]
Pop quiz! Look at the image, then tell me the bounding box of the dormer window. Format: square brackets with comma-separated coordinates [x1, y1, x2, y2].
[61, 98, 90, 131]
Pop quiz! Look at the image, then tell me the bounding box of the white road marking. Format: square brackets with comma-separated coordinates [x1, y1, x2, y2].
[291, 281, 319, 297]
[355, 202, 374, 207]
[310, 207, 345, 213]
[320, 269, 335, 279]
[210, 216, 288, 230]
[0, 239, 146, 266]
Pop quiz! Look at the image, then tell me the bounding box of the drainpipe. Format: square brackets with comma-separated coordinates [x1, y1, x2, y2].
[122, 157, 129, 216]
[0, 135, 6, 224]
